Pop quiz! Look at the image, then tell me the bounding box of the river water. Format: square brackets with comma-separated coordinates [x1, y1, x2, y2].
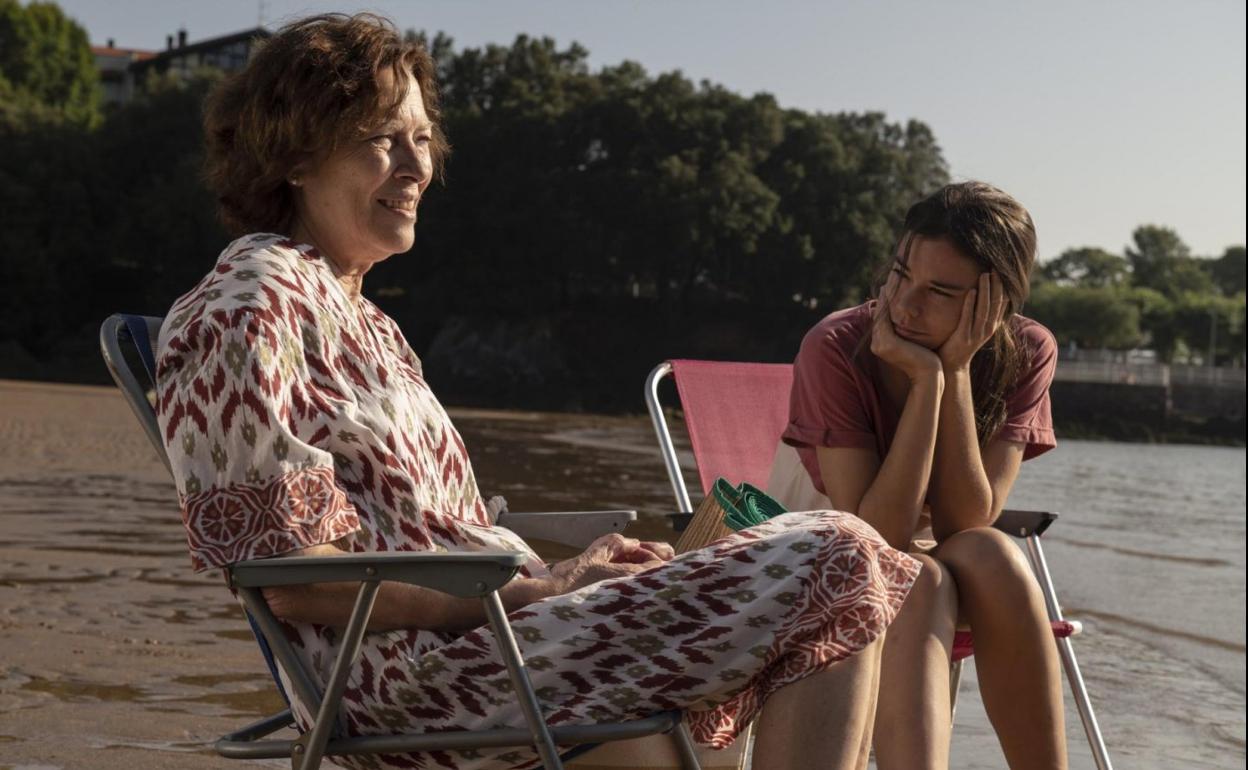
[0, 382, 1243, 768]
[463, 412, 1246, 770]
[942, 440, 1244, 769]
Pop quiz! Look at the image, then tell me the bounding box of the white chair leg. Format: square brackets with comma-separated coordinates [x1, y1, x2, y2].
[482, 592, 563, 770]
[1022, 536, 1113, 770]
[949, 658, 964, 723]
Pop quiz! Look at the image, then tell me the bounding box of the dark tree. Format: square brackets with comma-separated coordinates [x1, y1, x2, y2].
[0, 0, 99, 126]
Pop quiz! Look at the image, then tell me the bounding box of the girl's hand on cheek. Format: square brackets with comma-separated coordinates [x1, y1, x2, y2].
[938, 272, 1006, 372]
[871, 273, 942, 382]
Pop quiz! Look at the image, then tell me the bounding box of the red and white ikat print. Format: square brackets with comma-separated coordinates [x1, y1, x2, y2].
[156, 234, 919, 769]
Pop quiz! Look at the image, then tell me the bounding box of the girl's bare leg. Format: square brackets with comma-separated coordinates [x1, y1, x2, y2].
[873, 553, 959, 770]
[754, 636, 884, 770]
[935, 527, 1067, 770]
[855, 638, 883, 769]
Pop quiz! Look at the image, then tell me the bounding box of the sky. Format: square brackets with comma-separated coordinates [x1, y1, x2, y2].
[60, 0, 1246, 262]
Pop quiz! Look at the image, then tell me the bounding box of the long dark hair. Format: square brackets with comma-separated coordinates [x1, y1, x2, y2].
[878, 181, 1038, 444]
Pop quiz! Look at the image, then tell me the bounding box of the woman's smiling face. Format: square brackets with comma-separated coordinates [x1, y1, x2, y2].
[291, 70, 434, 274]
[885, 235, 983, 349]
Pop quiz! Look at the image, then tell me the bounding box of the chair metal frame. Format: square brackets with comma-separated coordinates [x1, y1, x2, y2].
[644, 360, 1113, 770]
[99, 313, 703, 770]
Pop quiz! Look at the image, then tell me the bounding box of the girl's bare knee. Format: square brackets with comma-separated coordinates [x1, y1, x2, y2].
[934, 528, 1042, 614]
[902, 553, 958, 617]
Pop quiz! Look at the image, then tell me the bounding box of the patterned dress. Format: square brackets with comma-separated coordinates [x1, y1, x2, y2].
[155, 234, 921, 770]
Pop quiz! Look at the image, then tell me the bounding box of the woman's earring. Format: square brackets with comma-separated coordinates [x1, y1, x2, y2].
[288, 177, 302, 187]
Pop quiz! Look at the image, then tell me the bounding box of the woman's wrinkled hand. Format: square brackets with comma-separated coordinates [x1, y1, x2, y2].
[938, 271, 1006, 372]
[549, 534, 673, 594]
[871, 272, 942, 382]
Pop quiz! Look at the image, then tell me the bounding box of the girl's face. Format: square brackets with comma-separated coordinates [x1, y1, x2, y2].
[885, 235, 984, 350]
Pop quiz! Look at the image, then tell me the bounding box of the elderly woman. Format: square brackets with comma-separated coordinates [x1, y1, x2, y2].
[155, 14, 920, 770]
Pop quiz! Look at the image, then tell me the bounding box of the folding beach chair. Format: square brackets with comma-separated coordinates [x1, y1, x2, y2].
[644, 359, 1114, 770]
[99, 313, 703, 770]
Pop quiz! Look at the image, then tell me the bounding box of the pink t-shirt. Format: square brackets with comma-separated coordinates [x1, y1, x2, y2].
[782, 301, 1057, 497]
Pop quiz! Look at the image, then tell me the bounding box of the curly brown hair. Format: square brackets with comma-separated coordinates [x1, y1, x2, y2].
[202, 13, 449, 236]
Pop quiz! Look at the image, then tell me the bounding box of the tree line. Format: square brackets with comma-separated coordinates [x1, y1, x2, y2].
[1031, 232, 1244, 364]
[1, 1, 1243, 408]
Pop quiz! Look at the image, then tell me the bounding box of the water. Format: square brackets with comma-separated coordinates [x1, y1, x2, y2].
[468, 418, 1248, 770]
[0, 382, 1243, 768]
[994, 441, 1246, 769]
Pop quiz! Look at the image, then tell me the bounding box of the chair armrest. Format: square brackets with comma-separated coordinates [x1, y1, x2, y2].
[993, 509, 1059, 539]
[496, 510, 637, 548]
[229, 551, 527, 597]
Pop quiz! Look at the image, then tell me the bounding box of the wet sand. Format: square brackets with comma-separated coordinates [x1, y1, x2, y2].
[1, 379, 1243, 769]
[0, 380, 288, 768]
[0, 380, 681, 769]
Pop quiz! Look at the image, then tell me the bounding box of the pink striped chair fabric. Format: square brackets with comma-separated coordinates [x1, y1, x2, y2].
[667, 358, 1075, 663]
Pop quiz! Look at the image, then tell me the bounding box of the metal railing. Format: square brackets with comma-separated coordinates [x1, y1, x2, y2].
[1054, 361, 1245, 389]
[1170, 364, 1247, 388]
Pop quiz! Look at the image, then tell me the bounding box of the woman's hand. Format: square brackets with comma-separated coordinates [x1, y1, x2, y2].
[871, 272, 943, 382]
[938, 271, 1006, 372]
[548, 534, 673, 594]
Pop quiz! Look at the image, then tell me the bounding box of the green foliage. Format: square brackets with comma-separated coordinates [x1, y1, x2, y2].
[1122, 286, 1179, 361]
[1124, 224, 1217, 297]
[1126, 224, 1189, 289]
[1, 30, 948, 391]
[1210, 246, 1246, 296]
[371, 33, 947, 333]
[1027, 283, 1142, 349]
[1034, 228, 1246, 362]
[0, 72, 225, 360]
[1167, 292, 1246, 365]
[0, 0, 99, 126]
[1041, 247, 1129, 288]
[755, 112, 948, 308]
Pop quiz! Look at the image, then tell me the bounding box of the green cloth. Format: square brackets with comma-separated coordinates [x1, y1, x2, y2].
[710, 478, 788, 531]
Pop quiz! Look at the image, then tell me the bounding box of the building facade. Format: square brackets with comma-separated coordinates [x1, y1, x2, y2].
[93, 28, 270, 107]
[90, 39, 155, 107]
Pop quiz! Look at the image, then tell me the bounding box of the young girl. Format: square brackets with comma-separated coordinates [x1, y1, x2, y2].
[769, 181, 1065, 769]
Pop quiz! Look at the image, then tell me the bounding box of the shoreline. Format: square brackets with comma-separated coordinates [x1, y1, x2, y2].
[1047, 421, 1246, 448]
[3, 377, 1244, 448]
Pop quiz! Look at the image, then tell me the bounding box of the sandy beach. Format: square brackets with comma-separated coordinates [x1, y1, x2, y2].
[0, 380, 664, 768]
[0, 380, 290, 768]
[1, 378, 1243, 769]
